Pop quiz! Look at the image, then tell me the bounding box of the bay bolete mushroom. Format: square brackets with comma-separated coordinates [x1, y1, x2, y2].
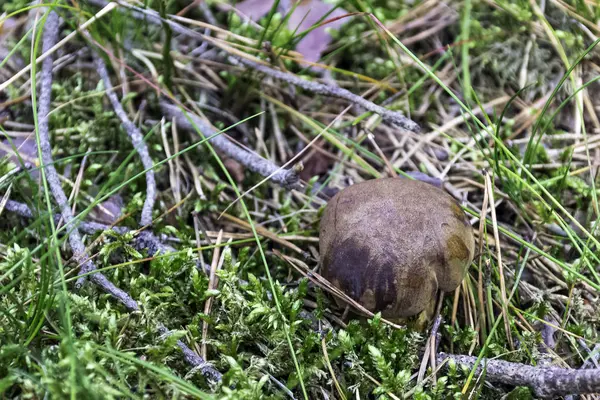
[319, 177, 474, 319]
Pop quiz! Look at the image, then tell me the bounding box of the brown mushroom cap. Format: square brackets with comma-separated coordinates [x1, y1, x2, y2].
[319, 177, 475, 318]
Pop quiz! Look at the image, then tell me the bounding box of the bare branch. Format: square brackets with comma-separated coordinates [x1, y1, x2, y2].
[89, 273, 139, 311]
[36, 12, 98, 289]
[30, 15, 221, 381]
[94, 54, 156, 227]
[437, 352, 600, 398]
[3, 199, 173, 254]
[86, 0, 420, 133]
[161, 102, 302, 190]
[157, 325, 223, 382]
[230, 56, 420, 132]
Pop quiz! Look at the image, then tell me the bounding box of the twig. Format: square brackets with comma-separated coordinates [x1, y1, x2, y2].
[160, 102, 302, 190]
[4, 199, 35, 219]
[94, 54, 156, 228]
[581, 341, 600, 369]
[88, 273, 139, 311]
[266, 373, 296, 399]
[14, 27, 217, 373]
[157, 325, 223, 382]
[437, 352, 600, 398]
[36, 12, 93, 287]
[188, 1, 216, 56]
[87, 0, 420, 133]
[3, 199, 173, 254]
[231, 56, 420, 132]
[36, 11, 139, 307]
[198, 1, 217, 26]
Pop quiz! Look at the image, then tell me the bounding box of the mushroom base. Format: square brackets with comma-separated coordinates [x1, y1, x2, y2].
[332, 293, 439, 331]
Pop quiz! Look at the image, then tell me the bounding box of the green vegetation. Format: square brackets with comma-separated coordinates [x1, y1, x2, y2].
[1, 0, 600, 398]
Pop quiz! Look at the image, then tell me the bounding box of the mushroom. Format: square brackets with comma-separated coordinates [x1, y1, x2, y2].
[319, 177, 475, 319]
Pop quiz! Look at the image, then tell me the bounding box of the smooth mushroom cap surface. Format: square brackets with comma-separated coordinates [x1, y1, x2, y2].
[319, 177, 475, 318]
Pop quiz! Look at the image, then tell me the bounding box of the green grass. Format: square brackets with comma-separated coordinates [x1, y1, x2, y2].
[2, 0, 600, 398]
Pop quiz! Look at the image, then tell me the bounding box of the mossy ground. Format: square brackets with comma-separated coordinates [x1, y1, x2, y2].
[1, 0, 600, 399]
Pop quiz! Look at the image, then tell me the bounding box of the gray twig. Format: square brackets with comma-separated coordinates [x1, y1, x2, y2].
[161, 102, 302, 189]
[198, 1, 217, 26]
[35, 12, 139, 309]
[29, 16, 221, 381]
[189, 1, 216, 56]
[36, 12, 96, 288]
[231, 56, 420, 132]
[3, 199, 174, 254]
[94, 54, 156, 228]
[581, 341, 600, 369]
[89, 273, 139, 310]
[3, 199, 34, 218]
[158, 325, 223, 382]
[86, 0, 420, 133]
[437, 352, 600, 398]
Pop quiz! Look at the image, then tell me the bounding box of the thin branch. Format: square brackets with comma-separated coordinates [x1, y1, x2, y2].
[4, 199, 35, 219]
[158, 325, 223, 382]
[94, 53, 156, 228]
[198, 1, 217, 26]
[88, 273, 139, 311]
[3, 199, 173, 254]
[437, 352, 600, 398]
[29, 16, 221, 381]
[87, 0, 420, 133]
[161, 102, 302, 189]
[29, 11, 136, 311]
[581, 342, 600, 369]
[230, 56, 420, 132]
[36, 11, 97, 289]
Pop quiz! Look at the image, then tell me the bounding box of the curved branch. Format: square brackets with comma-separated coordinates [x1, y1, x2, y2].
[161, 102, 302, 190]
[438, 352, 600, 398]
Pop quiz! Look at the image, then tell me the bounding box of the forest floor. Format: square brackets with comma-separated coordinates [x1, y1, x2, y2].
[2, 0, 600, 399]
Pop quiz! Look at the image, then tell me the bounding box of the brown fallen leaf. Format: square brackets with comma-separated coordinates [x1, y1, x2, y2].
[224, 157, 245, 183]
[286, 0, 347, 63]
[89, 195, 124, 225]
[234, 0, 275, 20]
[233, 0, 349, 63]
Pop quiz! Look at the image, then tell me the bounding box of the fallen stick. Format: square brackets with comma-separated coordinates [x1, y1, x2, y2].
[94, 54, 157, 228]
[3, 199, 173, 254]
[86, 0, 420, 133]
[161, 102, 302, 190]
[36, 11, 100, 290]
[28, 12, 222, 382]
[437, 352, 600, 398]
[230, 55, 420, 132]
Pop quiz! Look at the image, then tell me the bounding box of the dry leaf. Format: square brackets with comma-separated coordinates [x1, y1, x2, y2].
[234, 0, 276, 19]
[0, 137, 38, 175]
[89, 195, 124, 225]
[286, 0, 347, 63]
[233, 0, 349, 63]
